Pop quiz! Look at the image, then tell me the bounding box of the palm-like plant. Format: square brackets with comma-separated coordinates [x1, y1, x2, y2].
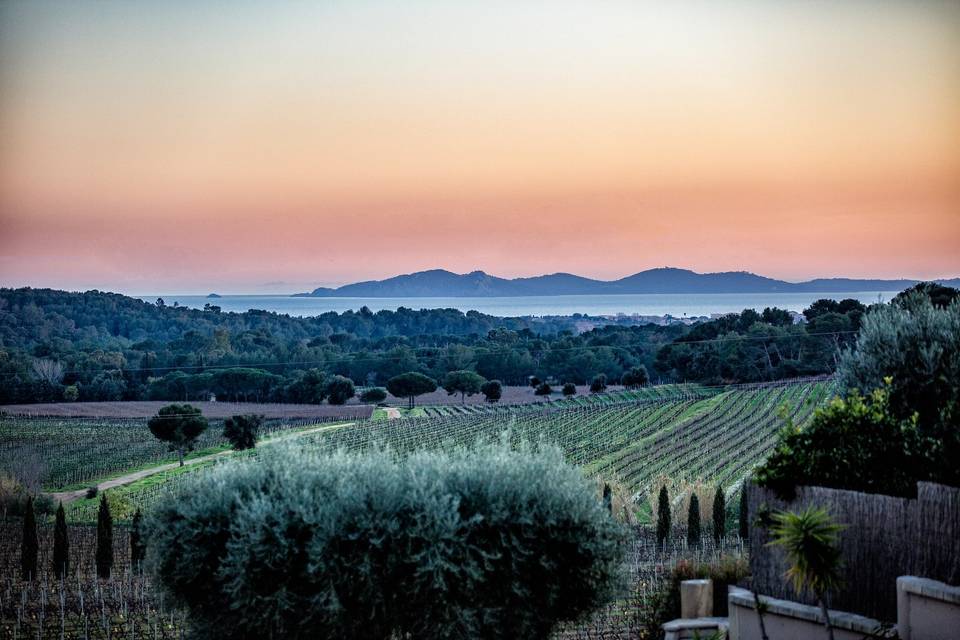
[768, 506, 845, 640]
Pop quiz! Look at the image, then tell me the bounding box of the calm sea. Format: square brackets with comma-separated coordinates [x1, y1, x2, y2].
[138, 292, 898, 318]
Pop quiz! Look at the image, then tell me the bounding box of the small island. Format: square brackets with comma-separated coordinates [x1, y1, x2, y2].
[207, 293, 222, 299]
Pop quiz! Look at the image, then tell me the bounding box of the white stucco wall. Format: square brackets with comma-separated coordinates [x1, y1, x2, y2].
[727, 587, 894, 640]
[897, 576, 960, 640]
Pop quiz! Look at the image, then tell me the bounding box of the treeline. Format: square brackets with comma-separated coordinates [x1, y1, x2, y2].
[0, 288, 681, 403]
[654, 299, 867, 384]
[1, 284, 954, 404]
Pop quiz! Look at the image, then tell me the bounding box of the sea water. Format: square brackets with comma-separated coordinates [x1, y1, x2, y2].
[138, 291, 898, 318]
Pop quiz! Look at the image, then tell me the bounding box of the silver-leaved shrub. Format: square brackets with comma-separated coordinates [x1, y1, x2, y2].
[146, 442, 626, 639]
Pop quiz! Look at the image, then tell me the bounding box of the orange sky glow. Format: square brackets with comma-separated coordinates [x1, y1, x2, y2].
[1, 1, 958, 293]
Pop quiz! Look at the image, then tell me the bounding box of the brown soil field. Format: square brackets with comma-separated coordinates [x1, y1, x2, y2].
[1, 385, 624, 417]
[0, 400, 373, 419]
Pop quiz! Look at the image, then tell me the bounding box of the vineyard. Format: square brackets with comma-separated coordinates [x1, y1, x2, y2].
[0, 377, 834, 638]
[0, 416, 351, 492]
[303, 378, 831, 497]
[420, 383, 713, 417]
[0, 520, 749, 640]
[0, 521, 187, 639]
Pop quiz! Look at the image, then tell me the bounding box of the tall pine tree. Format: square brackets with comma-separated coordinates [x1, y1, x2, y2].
[656, 485, 671, 548]
[53, 502, 69, 579]
[130, 509, 146, 570]
[687, 493, 701, 547]
[96, 494, 113, 579]
[20, 496, 38, 581]
[739, 485, 750, 540]
[712, 485, 726, 545]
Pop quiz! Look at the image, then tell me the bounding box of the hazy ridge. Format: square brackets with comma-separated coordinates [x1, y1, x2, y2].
[297, 267, 960, 298]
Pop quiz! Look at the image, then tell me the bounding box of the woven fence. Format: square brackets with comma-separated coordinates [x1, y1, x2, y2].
[746, 481, 960, 622]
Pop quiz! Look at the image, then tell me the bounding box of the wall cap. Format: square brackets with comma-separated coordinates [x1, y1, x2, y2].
[729, 587, 894, 635]
[662, 617, 729, 632]
[897, 576, 960, 605]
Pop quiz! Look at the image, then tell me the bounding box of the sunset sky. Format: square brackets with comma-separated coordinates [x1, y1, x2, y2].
[1, 1, 958, 294]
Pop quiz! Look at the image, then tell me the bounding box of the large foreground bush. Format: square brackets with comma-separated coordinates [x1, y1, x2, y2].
[756, 294, 960, 497]
[754, 386, 924, 498]
[837, 294, 960, 485]
[146, 443, 626, 640]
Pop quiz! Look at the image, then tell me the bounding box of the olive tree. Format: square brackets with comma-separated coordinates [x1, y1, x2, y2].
[837, 295, 960, 486]
[146, 443, 626, 640]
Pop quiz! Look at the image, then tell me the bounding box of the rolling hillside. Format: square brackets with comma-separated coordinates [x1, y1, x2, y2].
[0, 378, 834, 524]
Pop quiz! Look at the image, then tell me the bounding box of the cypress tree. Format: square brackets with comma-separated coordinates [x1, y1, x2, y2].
[687, 493, 701, 547]
[739, 485, 749, 540]
[130, 509, 146, 570]
[52, 502, 69, 579]
[656, 485, 671, 548]
[95, 494, 113, 579]
[20, 496, 38, 581]
[712, 485, 726, 545]
[602, 484, 613, 515]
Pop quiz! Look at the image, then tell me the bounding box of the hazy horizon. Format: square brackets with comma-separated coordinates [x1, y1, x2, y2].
[2, 1, 959, 293]
[3, 264, 960, 297]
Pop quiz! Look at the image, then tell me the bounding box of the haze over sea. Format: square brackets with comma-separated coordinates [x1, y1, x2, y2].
[139, 292, 898, 318]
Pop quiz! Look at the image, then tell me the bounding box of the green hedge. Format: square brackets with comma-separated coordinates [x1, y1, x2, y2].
[146, 443, 626, 639]
[754, 386, 925, 499]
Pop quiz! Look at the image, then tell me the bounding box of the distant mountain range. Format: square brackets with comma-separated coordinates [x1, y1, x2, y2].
[294, 268, 960, 298]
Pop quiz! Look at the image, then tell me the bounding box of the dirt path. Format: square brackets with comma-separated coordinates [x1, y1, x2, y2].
[49, 421, 353, 504]
[383, 407, 401, 419]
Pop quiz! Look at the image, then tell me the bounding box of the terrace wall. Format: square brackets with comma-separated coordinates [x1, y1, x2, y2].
[727, 586, 892, 640]
[746, 481, 960, 622]
[897, 576, 960, 640]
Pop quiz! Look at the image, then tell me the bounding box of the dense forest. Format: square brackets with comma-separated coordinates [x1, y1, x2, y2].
[0, 285, 951, 404]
